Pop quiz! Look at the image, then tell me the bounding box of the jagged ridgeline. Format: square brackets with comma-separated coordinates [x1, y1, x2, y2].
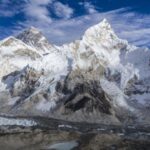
[0, 19, 150, 125]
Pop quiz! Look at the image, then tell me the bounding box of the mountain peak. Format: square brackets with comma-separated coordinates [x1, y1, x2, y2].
[82, 18, 128, 50]
[16, 27, 53, 53]
[97, 18, 111, 29]
[83, 19, 114, 40]
[16, 26, 45, 41]
[26, 26, 41, 34]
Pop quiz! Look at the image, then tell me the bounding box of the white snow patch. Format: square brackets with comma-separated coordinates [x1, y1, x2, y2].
[0, 117, 37, 126]
[36, 100, 56, 112]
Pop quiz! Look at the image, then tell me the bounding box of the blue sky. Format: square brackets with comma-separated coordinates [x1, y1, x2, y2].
[0, 0, 150, 47]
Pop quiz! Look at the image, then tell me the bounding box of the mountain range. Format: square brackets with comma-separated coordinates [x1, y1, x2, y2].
[0, 19, 150, 125]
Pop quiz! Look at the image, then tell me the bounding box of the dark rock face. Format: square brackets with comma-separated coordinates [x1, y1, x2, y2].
[49, 70, 120, 124]
[57, 80, 111, 115]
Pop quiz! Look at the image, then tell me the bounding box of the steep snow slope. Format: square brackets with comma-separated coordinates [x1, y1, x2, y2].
[0, 36, 41, 78]
[0, 19, 150, 125]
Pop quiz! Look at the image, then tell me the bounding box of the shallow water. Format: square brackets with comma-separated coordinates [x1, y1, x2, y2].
[45, 140, 78, 150]
[0, 130, 150, 150]
[0, 116, 150, 150]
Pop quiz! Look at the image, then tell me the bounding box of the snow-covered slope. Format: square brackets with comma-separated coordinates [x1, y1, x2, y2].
[0, 19, 150, 125]
[0, 36, 41, 78]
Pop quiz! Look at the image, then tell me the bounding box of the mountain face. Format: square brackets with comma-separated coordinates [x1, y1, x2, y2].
[0, 19, 150, 125]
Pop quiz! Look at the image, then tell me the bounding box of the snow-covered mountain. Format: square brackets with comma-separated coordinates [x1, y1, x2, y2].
[16, 27, 54, 54]
[0, 19, 150, 125]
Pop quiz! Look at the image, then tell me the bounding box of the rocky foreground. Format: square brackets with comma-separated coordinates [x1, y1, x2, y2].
[0, 116, 150, 150]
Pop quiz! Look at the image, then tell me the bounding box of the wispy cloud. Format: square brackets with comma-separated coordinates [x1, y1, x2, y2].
[53, 2, 74, 19]
[23, 0, 52, 24]
[79, 2, 98, 14]
[0, 0, 20, 17]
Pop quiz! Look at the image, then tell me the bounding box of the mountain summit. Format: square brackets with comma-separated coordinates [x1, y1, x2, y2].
[82, 18, 128, 52]
[0, 19, 150, 125]
[16, 27, 53, 54]
[84, 18, 113, 37]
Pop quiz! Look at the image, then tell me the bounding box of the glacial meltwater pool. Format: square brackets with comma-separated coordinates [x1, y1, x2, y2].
[0, 130, 150, 150]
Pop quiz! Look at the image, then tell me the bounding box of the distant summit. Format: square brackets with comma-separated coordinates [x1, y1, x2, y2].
[16, 26, 53, 53]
